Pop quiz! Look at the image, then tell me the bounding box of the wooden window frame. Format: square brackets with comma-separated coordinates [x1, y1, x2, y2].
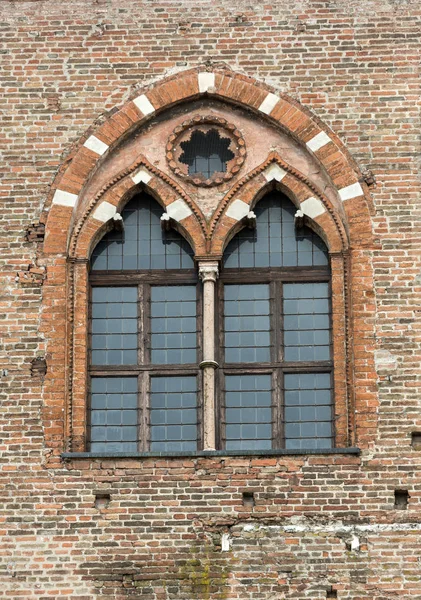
[216, 265, 334, 450]
[88, 269, 203, 452]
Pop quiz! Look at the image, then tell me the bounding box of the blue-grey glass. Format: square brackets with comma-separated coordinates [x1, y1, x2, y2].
[91, 194, 194, 271]
[90, 377, 138, 452]
[224, 284, 271, 363]
[150, 286, 197, 365]
[284, 373, 332, 449]
[283, 283, 330, 362]
[150, 376, 197, 451]
[91, 287, 138, 366]
[223, 192, 328, 268]
[224, 374, 272, 450]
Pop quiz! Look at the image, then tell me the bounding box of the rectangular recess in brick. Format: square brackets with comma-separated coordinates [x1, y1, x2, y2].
[326, 588, 337, 599]
[242, 491, 255, 508]
[394, 489, 409, 510]
[411, 432, 421, 447]
[95, 492, 111, 509]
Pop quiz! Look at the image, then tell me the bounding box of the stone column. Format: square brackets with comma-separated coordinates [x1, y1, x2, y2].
[198, 261, 219, 450]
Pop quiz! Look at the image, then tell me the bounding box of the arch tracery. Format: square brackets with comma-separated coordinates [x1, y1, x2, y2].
[39, 66, 375, 456]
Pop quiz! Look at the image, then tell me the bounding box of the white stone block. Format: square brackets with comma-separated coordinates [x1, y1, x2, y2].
[166, 199, 192, 222]
[350, 535, 360, 551]
[339, 182, 364, 201]
[93, 201, 117, 223]
[83, 135, 109, 156]
[258, 92, 279, 115]
[221, 533, 230, 552]
[131, 167, 152, 185]
[52, 189, 78, 207]
[306, 131, 331, 152]
[264, 163, 287, 182]
[198, 72, 215, 93]
[226, 199, 250, 221]
[300, 196, 326, 218]
[133, 94, 155, 116]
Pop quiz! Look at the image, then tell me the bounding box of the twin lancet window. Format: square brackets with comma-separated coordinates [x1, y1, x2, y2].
[89, 190, 333, 453]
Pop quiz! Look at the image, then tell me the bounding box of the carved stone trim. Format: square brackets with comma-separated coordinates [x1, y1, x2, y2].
[198, 261, 219, 283]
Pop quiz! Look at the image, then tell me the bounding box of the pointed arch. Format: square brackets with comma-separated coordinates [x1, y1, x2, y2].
[210, 152, 348, 257]
[44, 66, 373, 257]
[64, 156, 208, 260]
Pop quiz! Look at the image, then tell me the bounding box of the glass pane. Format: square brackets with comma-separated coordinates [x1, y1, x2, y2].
[179, 129, 235, 179]
[150, 286, 197, 365]
[284, 373, 333, 449]
[283, 282, 330, 362]
[223, 192, 328, 268]
[150, 376, 198, 451]
[90, 377, 138, 452]
[91, 193, 194, 270]
[91, 287, 138, 366]
[224, 284, 271, 363]
[224, 374, 272, 450]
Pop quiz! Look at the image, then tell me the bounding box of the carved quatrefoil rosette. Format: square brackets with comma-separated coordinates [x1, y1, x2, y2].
[166, 115, 246, 187]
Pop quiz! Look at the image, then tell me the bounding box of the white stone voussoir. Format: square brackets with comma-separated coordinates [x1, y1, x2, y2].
[166, 199, 192, 222]
[226, 199, 250, 221]
[52, 189, 78, 208]
[339, 182, 364, 201]
[131, 167, 152, 185]
[306, 131, 331, 152]
[264, 163, 287, 182]
[83, 135, 109, 156]
[258, 93, 279, 115]
[133, 94, 156, 116]
[300, 197, 326, 219]
[198, 72, 215, 93]
[92, 201, 117, 223]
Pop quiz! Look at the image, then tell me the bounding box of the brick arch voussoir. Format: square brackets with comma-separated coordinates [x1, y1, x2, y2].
[72, 156, 207, 260]
[210, 153, 347, 257]
[45, 67, 372, 257]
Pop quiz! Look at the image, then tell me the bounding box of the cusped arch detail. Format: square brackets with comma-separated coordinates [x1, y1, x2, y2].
[47, 156, 208, 259]
[210, 152, 348, 257]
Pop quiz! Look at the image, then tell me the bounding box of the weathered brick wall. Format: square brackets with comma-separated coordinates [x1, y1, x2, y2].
[1, 0, 421, 598]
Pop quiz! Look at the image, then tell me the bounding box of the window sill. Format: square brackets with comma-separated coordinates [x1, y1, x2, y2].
[62, 447, 360, 459]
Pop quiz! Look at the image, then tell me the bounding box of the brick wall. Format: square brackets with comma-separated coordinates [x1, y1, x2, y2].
[1, 0, 421, 598]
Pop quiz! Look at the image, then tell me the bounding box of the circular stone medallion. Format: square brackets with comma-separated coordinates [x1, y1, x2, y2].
[166, 115, 246, 187]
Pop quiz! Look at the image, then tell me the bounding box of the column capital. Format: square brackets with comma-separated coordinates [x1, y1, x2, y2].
[198, 261, 219, 283]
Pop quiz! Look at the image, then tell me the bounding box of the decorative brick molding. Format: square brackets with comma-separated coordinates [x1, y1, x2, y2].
[44, 66, 372, 256]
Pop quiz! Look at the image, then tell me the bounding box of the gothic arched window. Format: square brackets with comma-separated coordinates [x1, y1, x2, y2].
[89, 193, 200, 452]
[88, 190, 333, 453]
[218, 191, 333, 451]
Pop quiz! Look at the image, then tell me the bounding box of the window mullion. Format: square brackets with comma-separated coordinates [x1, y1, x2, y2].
[198, 261, 219, 451]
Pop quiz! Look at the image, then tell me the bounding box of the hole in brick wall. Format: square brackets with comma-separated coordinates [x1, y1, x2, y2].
[411, 432, 421, 447]
[242, 491, 255, 508]
[394, 489, 409, 510]
[94, 493, 111, 509]
[326, 588, 337, 598]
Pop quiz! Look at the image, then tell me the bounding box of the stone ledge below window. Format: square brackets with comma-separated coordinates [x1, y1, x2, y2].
[62, 447, 360, 459]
